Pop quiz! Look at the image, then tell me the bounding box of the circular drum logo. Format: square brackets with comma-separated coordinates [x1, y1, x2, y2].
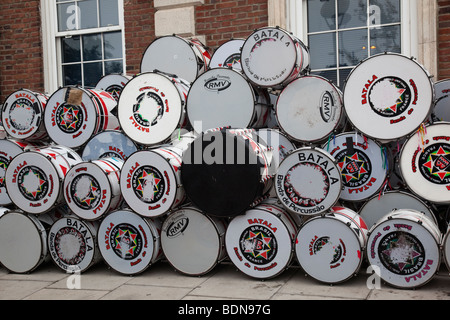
[8, 98, 37, 131]
[109, 223, 143, 260]
[131, 165, 165, 203]
[378, 231, 425, 275]
[418, 143, 450, 184]
[70, 174, 102, 210]
[336, 150, 372, 188]
[132, 92, 165, 127]
[55, 103, 84, 133]
[17, 165, 48, 201]
[239, 225, 277, 265]
[368, 77, 411, 118]
[53, 227, 87, 265]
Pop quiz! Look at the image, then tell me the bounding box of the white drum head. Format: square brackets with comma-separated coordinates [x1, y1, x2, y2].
[241, 27, 300, 88]
[275, 147, 342, 216]
[324, 132, 388, 202]
[225, 208, 293, 279]
[187, 68, 257, 132]
[161, 207, 225, 276]
[0, 140, 27, 205]
[48, 216, 99, 272]
[141, 36, 202, 83]
[366, 209, 441, 288]
[0, 211, 47, 273]
[95, 74, 131, 102]
[431, 79, 450, 122]
[276, 75, 343, 143]
[209, 39, 245, 70]
[98, 209, 160, 275]
[399, 122, 450, 204]
[82, 130, 138, 161]
[295, 213, 365, 284]
[118, 72, 185, 146]
[443, 227, 450, 273]
[343, 53, 434, 141]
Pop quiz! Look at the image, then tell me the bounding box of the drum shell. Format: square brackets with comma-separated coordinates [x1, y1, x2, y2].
[442, 224, 450, 273]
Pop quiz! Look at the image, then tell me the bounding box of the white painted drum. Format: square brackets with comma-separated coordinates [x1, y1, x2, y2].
[241, 26, 309, 88]
[366, 209, 441, 289]
[48, 216, 101, 273]
[1, 89, 48, 141]
[120, 147, 185, 218]
[95, 74, 132, 102]
[98, 209, 162, 275]
[275, 147, 342, 216]
[225, 204, 297, 279]
[186, 67, 270, 132]
[358, 190, 437, 229]
[399, 122, 450, 204]
[161, 206, 227, 276]
[443, 225, 450, 273]
[324, 131, 389, 202]
[431, 79, 450, 122]
[343, 53, 434, 141]
[5, 145, 82, 214]
[295, 206, 368, 284]
[276, 75, 344, 143]
[141, 35, 211, 83]
[209, 39, 245, 70]
[64, 157, 123, 221]
[81, 129, 138, 161]
[44, 87, 119, 149]
[117, 72, 189, 146]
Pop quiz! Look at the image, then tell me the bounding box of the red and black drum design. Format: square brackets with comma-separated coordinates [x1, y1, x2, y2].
[95, 74, 132, 102]
[208, 38, 245, 71]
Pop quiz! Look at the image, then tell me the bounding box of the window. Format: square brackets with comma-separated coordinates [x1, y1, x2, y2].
[288, 0, 416, 88]
[44, 0, 125, 89]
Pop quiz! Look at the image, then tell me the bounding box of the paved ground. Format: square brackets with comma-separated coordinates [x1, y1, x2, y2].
[1, 259, 449, 301]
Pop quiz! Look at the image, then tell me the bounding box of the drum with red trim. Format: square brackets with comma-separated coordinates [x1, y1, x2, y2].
[64, 157, 123, 221]
[44, 87, 119, 149]
[120, 146, 185, 218]
[141, 35, 211, 83]
[186, 67, 271, 132]
[240, 26, 309, 89]
[343, 53, 434, 142]
[118, 72, 189, 146]
[181, 127, 273, 218]
[366, 209, 441, 289]
[81, 129, 138, 161]
[430, 79, 450, 122]
[98, 209, 162, 275]
[161, 206, 228, 276]
[1, 89, 49, 141]
[399, 122, 450, 204]
[95, 74, 132, 102]
[5, 145, 82, 214]
[209, 39, 245, 71]
[295, 206, 368, 284]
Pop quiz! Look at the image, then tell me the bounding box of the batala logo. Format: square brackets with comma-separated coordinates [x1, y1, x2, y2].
[204, 75, 231, 92]
[166, 216, 189, 238]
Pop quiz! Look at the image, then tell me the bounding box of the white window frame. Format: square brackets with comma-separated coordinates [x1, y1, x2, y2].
[41, 0, 126, 95]
[286, 0, 418, 84]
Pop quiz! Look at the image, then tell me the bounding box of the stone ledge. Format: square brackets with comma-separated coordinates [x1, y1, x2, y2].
[154, 0, 204, 10]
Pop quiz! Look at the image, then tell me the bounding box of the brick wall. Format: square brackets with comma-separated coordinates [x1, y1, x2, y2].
[0, 0, 44, 103]
[438, 0, 450, 80]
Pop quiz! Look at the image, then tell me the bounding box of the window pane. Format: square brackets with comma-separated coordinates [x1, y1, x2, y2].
[62, 36, 81, 63]
[308, 33, 337, 69]
[104, 32, 122, 59]
[105, 60, 123, 74]
[338, 68, 353, 88]
[369, 0, 400, 25]
[79, 0, 98, 29]
[311, 70, 338, 86]
[83, 34, 102, 61]
[84, 62, 103, 88]
[370, 25, 401, 55]
[338, 0, 367, 29]
[63, 64, 82, 86]
[58, 2, 77, 32]
[339, 29, 368, 67]
[307, 0, 336, 33]
[100, 0, 119, 27]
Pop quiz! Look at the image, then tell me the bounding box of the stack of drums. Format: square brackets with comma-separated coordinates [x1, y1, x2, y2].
[1, 26, 450, 290]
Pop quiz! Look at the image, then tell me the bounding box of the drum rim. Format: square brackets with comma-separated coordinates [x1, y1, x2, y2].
[117, 71, 186, 146]
[240, 26, 300, 88]
[47, 216, 99, 272]
[0, 211, 47, 273]
[95, 73, 131, 90]
[161, 206, 224, 276]
[342, 52, 435, 141]
[275, 74, 344, 143]
[294, 213, 365, 284]
[225, 207, 294, 279]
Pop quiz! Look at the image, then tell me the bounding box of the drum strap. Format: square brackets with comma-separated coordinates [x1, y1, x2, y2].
[346, 137, 354, 155]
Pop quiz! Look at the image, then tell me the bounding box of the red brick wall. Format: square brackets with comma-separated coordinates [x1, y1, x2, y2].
[0, 0, 44, 103]
[438, 0, 450, 80]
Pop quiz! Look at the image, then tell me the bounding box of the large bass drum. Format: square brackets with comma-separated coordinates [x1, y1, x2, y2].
[81, 129, 138, 161]
[208, 39, 245, 70]
[95, 74, 132, 102]
[366, 209, 441, 289]
[161, 206, 227, 276]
